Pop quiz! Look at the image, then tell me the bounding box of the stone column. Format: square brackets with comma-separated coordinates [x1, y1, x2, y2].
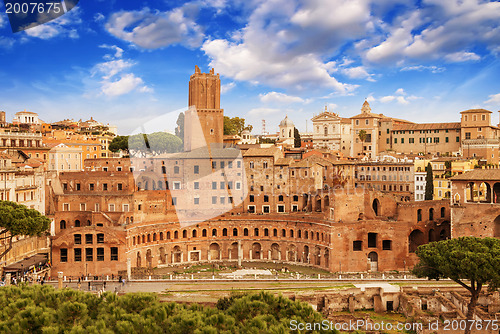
[5, 273, 11, 286]
[237, 240, 242, 267]
[57, 272, 63, 289]
[127, 258, 131, 281]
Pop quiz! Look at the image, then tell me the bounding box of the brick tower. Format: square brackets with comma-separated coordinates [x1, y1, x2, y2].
[184, 66, 224, 151]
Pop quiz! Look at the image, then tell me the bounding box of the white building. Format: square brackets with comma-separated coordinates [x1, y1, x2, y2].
[13, 110, 41, 125]
[48, 144, 83, 172]
[414, 171, 426, 201]
[312, 107, 351, 156]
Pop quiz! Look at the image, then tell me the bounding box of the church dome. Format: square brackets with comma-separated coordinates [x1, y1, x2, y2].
[279, 116, 294, 127]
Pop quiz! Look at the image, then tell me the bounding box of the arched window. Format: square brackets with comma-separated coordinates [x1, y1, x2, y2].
[133, 236, 136, 245]
[244, 228, 249, 236]
[273, 229, 278, 237]
[60, 220, 66, 229]
[233, 228, 238, 237]
[153, 233, 157, 241]
[223, 228, 228, 236]
[182, 230, 187, 238]
[74, 220, 80, 227]
[142, 235, 145, 243]
[254, 228, 259, 236]
[159, 232, 164, 240]
[429, 208, 434, 221]
[417, 209, 422, 222]
[174, 231, 178, 239]
[147, 234, 151, 242]
[290, 230, 294, 238]
[212, 229, 217, 236]
[192, 230, 197, 238]
[282, 229, 286, 237]
[440, 207, 445, 218]
[264, 228, 269, 236]
[278, 195, 284, 202]
[202, 229, 207, 237]
[167, 231, 171, 239]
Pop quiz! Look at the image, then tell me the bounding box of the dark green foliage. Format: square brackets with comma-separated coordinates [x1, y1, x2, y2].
[0, 287, 335, 334]
[293, 127, 301, 148]
[413, 237, 500, 333]
[128, 132, 183, 155]
[0, 201, 50, 260]
[223, 116, 253, 136]
[425, 162, 434, 200]
[109, 136, 129, 153]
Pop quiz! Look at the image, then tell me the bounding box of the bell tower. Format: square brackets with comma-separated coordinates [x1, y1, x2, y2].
[184, 66, 224, 151]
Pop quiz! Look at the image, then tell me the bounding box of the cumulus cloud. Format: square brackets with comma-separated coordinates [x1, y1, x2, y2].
[91, 46, 152, 97]
[259, 92, 309, 104]
[221, 82, 235, 94]
[24, 7, 81, 40]
[444, 51, 481, 62]
[378, 88, 420, 105]
[105, 6, 204, 49]
[341, 66, 375, 81]
[485, 93, 500, 106]
[363, 0, 500, 64]
[202, 0, 369, 93]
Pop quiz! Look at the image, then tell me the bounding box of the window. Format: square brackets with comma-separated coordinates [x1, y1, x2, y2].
[264, 228, 269, 236]
[76, 183, 81, 190]
[194, 165, 199, 174]
[465, 132, 471, 139]
[353, 241, 362, 251]
[174, 166, 179, 174]
[212, 229, 217, 236]
[103, 183, 108, 191]
[74, 248, 82, 262]
[212, 161, 216, 169]
[60, 248, 68, 262]
[75, 220, 80, 227]
[244, 228, 249, 236]
[233, 228, 238, 236]
[382, 240, 392, 250]
[110, 247, 118, 261]
[456, 136, 460, 142]
[60, 220, 67, 229]
[89, 183, 94, 191]
[194, 197, 200, 205]
[74, 234, 81, 244]
[85, 234, 93, 244]
[220, 182, 225, 189]
[108, 204, 115, 212]
[86, 248, 93, 261]
[118, 183, 123, 190]
[194, 182, 199, 190]
[212, 196, 217, 204]
[417, 209, 422, 222]
[212, 182, 217, 190]
[368, 233, 377, 248]
[264, 195, 269, 202]
[220, 161, 225, 169]
[97, 248, 104, 261]
[97, 234, 104, 243]
[254, 228, 259, 236]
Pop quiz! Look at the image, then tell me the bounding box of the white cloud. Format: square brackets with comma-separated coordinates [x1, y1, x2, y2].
[99, 44, 124, 59]
[91, 48, 152, 98]
[259, 92, 307, 104]
[247, 108, 282, 117]
[378, 88, 420, 105]
[485, 93, 500, 106]
[24, 7, 82, 40]
[101, 74, 148, 97]
[105, 6, 204, 49]
[444, 51, 481, 62]
[202, 0, 368, 93]
[400, 65, 445, 73]
[94, 13, 105, 22]
[341, 66, 375, 81]
[221, 82, 235, 94]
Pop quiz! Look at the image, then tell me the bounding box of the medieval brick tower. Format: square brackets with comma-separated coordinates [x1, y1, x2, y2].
[184, 66, 224, 151]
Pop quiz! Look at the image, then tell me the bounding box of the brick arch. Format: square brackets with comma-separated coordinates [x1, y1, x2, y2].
[494, 215, 500, 238]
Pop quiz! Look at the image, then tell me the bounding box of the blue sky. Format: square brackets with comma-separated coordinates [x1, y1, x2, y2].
[1, 0, 500, 135]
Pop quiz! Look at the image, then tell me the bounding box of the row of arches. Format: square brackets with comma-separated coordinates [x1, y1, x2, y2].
[131, 226, 331, 247]
[416, 207, 446, 222]
[135, 242, 331, 269]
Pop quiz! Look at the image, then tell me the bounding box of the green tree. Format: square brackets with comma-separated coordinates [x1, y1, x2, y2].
[0, 201, 50, 261]
[223, 116, 252, 136]
[293, 127, 301, 148]
[358, 130, 367, 156]
[425, 162, 434, 200]
[128, 132, 183, 156]
[413, 237, 500, 334]
[175, 112, 184, 143]
[108, 136, 129, 154]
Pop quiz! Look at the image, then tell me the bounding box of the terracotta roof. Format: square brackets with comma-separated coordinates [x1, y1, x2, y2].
[393, 122, 461, 131]
[275, 157, 294, 165]
[460, 109, 492, 114]
[451, 168, 500, 181]
[351, 112, 385, 119]
[243, 146, 282, 157]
